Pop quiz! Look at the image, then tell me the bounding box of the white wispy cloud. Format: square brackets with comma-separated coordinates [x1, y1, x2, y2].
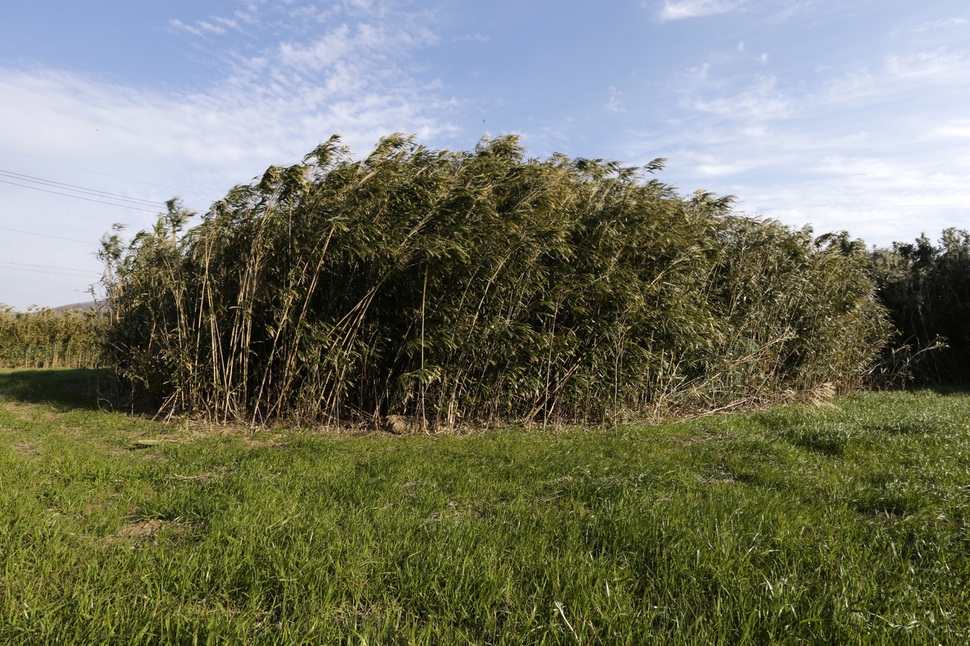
[623, 20, 970, 247]
[692, 76, 792, 122]
[276, 21, 435, 75]
[0, 1, 458, 308]
[605, 87, 626, 113]
[930, 119, 970, 139]
[885, 48, 968, 82]
[197, 20, 228, 35]
[169, 19, 204, 38]
[278, 24, 360, 71]
[912, 17, 968, 33]
[816, 48, 969, 109]
[8, 3, 455, 170]
[686, 152, 763, 177]
[658, 0, 745, 22]
[0, 34, 450, 178]
[819, 68, 880, 105]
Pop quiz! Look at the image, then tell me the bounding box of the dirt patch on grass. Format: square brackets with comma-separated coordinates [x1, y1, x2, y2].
[102, 519, 191, 548]
[11, 441, 38, 456]
[701, 465, 739, 484]
[427, 500, 489, 522]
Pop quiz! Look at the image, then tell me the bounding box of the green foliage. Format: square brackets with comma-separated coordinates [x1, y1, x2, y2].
[0, 305, 104, 369]
[3, 370, 970, 643]
[871, 228, 970, 385]
[100, 135, 890, 425]
[710, 223, 890, 399]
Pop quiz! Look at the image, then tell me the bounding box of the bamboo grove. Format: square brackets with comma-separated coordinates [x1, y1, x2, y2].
[98, 134, 891, 427]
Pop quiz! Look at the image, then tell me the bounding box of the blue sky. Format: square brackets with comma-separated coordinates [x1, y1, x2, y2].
[1, 0, 968, 309]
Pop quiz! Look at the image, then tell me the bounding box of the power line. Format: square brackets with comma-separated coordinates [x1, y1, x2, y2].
[0, 260, 97, 274]
[0, 145, 180, 192]
[0, 169, 164, 208]
[0, 262, 99, 279]
[0, 177, 162, 213]
[0, 226, 99, 246]
[0, 166, 207, 214]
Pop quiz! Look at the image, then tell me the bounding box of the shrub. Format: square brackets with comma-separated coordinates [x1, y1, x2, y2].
[99, 135, 890, 426]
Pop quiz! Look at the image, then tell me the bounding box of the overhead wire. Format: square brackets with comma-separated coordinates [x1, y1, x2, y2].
[0, 162, 198, 305]
[0, 144, 180, 192]
[0, 262, 99, 278]
[0, 177, 163, 212]
[0, 165, 207, 215]
[0, 168, 164, 208]
[0, 163, 208, 297]
[0, 226, 99, 246]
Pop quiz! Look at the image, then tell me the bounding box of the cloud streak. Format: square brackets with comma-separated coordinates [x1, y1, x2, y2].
[658, 0, 745, 22]
[2, 4, 457, 180]
[0, 1, 458, 308]
[692, 76, 792, 122]
[885, 48, 968, 82]
[623, 18, 970, 247]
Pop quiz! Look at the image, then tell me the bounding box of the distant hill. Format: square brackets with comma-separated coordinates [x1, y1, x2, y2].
[53, 300, 105, 313]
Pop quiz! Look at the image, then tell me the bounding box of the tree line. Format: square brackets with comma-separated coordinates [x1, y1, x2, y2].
[870, 228, 970, 384]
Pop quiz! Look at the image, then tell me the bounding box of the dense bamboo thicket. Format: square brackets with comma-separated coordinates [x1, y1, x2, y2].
[99, 134, 890, 426]
[870, 228, 970, 384]
[0, 305, 104, 369]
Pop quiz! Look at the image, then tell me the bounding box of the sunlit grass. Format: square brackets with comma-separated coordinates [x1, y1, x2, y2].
[1, 370, 969, 643]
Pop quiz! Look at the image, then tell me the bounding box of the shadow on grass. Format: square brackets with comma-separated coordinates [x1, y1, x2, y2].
[0, 368, 110, 412]
[930, 383, 970, 396]
[884, 382, 970, 396]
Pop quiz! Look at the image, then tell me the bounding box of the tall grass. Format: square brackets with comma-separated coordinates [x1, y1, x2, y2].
[99, 134, 890, 425]
[0, 305, 104, 369]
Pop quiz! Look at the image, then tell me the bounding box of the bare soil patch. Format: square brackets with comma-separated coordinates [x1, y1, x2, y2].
[101, 519, 190, 548]
[11, 441, 38, 456]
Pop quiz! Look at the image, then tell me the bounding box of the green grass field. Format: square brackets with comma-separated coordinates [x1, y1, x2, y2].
[2, 369, 969, 644]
